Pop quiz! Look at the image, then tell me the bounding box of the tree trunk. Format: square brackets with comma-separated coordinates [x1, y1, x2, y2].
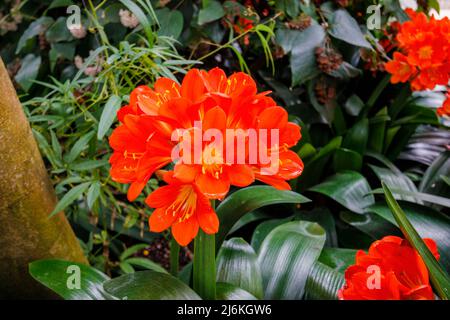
[0, 58, 88, 299]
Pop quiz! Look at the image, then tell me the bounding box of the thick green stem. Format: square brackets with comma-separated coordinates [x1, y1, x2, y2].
[170, 237, 180, 277]
[193, 200, 216, 299]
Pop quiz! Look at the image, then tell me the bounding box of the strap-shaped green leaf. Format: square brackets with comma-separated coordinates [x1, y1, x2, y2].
[103, 270, 201, 300]
[29, 259, 115, 300]
[257, 221, 326, 299]
[215, 186, 310, 251]
[216, 238, 263, 299]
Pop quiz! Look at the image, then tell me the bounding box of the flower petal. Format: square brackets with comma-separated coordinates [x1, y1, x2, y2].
[172, 217, 199, 246]
[149, 207, 177, 232]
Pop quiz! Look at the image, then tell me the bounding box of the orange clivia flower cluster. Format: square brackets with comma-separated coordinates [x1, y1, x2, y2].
[339, 236, 440, 300]
[109, 68, 303, 245]
[384, 9, 450, 117]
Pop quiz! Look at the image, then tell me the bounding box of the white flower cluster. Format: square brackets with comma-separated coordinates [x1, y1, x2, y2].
[119, 9, 139, 29]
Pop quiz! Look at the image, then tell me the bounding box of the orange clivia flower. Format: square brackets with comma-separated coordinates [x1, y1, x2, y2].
[437, 90, 450, 117]
[339, 236, 440, 300]
[109, 67, 303, 245]
[385, 9, 450, 116]
[145, 171, 218, 246]
[109, 115, 174, 201]
[385, 52, 417, 84]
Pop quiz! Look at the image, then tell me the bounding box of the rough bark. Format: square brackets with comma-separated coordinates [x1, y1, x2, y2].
[0, 58, 88, 299]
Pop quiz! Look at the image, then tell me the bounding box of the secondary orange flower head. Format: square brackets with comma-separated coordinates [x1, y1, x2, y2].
[385, 9, 450, 116]
[108, 67, 304, 245]
[437, 89, 450, 117]
[339, 236, 440, 300]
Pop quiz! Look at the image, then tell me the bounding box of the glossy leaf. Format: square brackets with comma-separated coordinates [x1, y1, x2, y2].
[251, 217, 293, 253]
[16, 17, 54, 53]
[45, 17, 74, 42]
[318, 248, 357, 274]
[276, 21, 326, 86]
[15, 54, 41, 92]
[297, 136, 342, 190]
[372, 188, 450, 208]
[328, 9, 371, 48]
[29, 259, 114, 300]
[257, 221, 326, 299]
[339, 211, 402, 240]
[304, 261, 344, 300]
[309, 171, 374, 214]
[216, 238, 263, 299]
[228, 210, 272, 235]
[342, 118, 369, 155]
[296, 207, 338, 247]
[103, 270, 201, 300]
[419, 151, 450, 198]
[198, 0, 225, 25]
[368, 164, 419, 203]
[215, 186, 310, 250]
[125, 258, 167, 273]
[368, 107, 388, 153]
[216, 283, 258, 300]
[157, 8, 184, 39]
[332, 148, 362, 172]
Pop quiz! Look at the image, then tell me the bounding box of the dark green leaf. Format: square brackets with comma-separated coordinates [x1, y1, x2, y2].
[251, 218, 293, 252]
[342, 118, 369, 155]
[228, 210, 272, 235]
[29, 259, 114, 300]
[304, 261, 344, 300]
[103, 271, 201, 300]
[339, 210, 401, 240]
[216, 186, 310, 250]
[216, 238, 263, 299]
[45, 17, 74, 42]
[328, 9, 371, 48]
[297, 136, 342, 190]
[216, 282, 258, 300]
[419, 151, 450, 198]
[309, 171, 374, 214]
[257, 221, 326, 299]
[318, 247, 357, 273]
[276, 21, 326, 86]
[125, 257, 167, 273]
[16, 17, 54, 53]
[157, 8, 184, 39]
[65, 131, 95, 163]
[332, 148, 363, 172]
[15, 54, 42, 92]
[198, 0, 225, 25]
[372, 188, 450, 208]
[368, 164, 419, 203]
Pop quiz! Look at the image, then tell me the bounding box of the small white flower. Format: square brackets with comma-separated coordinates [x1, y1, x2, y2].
[69, 24, 87, 39]
[119, 9, 139, 28]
